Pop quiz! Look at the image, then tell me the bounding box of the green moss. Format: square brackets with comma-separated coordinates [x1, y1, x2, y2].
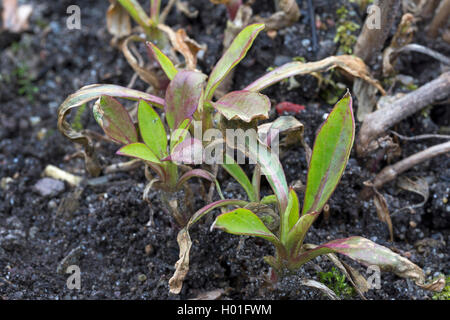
[432, 276, 450, 300]
[318, 267, 355, 299]
[334, 6, 360, 54]
[13, 64, 38, 102]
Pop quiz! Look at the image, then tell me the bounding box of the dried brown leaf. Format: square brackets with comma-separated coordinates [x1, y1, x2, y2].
[417, 275, 446, 292]
[373, 190, 394, 242]
[299, 279, 340, 300]
[252, 0, 300, 31]
[169, 227, 192, 294]
[107, 0, 132, 38]
[158, 24, 205, 70]
[396, 176, 429, 212]
[122, 35, 161, 88]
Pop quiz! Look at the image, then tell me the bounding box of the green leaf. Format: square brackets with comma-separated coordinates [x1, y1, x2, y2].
[213, 208, 280, 246]
[165, 70, 206, 130]
[212, 90, 270, 122]
[169, 118, 191, 152]
[93, 96, 138, 145]
[260, 195, 277, 205]
[281, 189, 300, 243]
[233, 134, 289, 213]
[221, 153, 257, 202]
[147, 41, 178, 80]
[204, 24, 265, 101]
[302, 92, 354, 215]
[189, 199, 249, 226]
[117, 142, 161, 164]
[138, 100, 167, 158]
[290, 236, 426, 287]
[285, 211, 319, 256]
[117, 0, 152, 30]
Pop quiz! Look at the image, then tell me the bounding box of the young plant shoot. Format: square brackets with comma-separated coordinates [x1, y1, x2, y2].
[169, 93, 434, 295]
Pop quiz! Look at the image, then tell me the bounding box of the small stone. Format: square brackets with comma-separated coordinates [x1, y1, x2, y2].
[138, 274, 147, 282]
[29, 116, 41, 126]
[48, 199, 58, 210]
[145, 244, 153, 256]
[33, 178, 65, 197]
[409, 221, 417, 228]
[0, 177, 13, 190]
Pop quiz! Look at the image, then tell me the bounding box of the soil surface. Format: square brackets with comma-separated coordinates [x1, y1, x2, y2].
[0, 0, 448, 300]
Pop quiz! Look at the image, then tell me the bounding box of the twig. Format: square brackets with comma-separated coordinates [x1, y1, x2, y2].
[160, 0, 178, 24]
[428, 0, 450, 38]
[104, 159, 142, 174]
[354, 0, 401, 65]
[357, 71, 450, 156]
[390, 131, 450, 141]
[371, 141, 450, 189]
[393, 43, 450, 65]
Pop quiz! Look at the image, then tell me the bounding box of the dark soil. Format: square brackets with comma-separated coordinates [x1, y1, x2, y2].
[0, 0, 448, 300]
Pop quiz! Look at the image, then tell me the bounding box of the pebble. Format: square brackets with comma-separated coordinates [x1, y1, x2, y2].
[33, 178, 65, 197]
[145, 244, 154, 256]
[138, 274, 147, 282]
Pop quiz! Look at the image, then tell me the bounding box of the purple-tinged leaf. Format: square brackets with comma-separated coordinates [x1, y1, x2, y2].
[57, 84, 164, 176]
[204, 24, 265, 100]
[302, 92, 354, 215]
[212, 90, 270, 122]
[147, 41, 178, 80]
[189, 199, 249, 226]
[290, 236, 426, 286]
[229, 133, 289, 213]
[213, 208, 281, 246]
[138, 99, 167, 158]
[176, 169, 214, 188]
[163, 138, 204, 164]
[165, 70, 206, 130]
[150, 0, 161, 24]
[176, 169, 224, 199]
[93, 96, 138, 145]
[226, 0, 242, 21]
[117, 142, 161, 164]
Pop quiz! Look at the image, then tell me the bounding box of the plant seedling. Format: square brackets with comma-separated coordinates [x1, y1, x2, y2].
[170, 93, 435, 295]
